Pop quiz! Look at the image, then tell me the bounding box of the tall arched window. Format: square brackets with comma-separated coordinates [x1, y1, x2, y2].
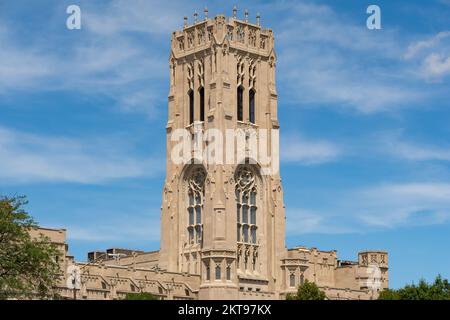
[236, 167, 257, 245]
[290, 273, 296, 287]
[187, 167, 205, 244]
[237, 86, 244, 121]
[199, 87, 205, 122]
[215, 264, 221, 280]
[249, 89, 255, 124]
[188, 90, 194, 124]
[206, 263, 211, 281]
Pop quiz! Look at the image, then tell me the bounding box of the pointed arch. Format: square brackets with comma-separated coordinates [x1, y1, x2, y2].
[237, 86, 244, 121]
[188, 89, 194, 125]
[199, 86, 205, 122]
[249, 88, 255, 124]
[184, 165, 206, 245]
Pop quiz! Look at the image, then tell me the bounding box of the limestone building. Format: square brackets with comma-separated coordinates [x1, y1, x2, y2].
[35, 10, 388, 300]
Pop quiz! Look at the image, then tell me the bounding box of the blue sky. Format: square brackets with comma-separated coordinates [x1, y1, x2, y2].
[1, 0, 450, 289]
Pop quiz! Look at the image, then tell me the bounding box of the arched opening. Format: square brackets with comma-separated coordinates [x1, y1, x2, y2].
[249, 89, 255, 124]
[188, 89, 194, 124]
[236, 167, 257, 245]
[215, 265, 221, 280]
[290, 273, 296, 287]
[235, 165, 260, 273]
[199, 87, 205, 122]
[206, 263, 211, 281]
[186, 167, 206, 245]
[237, 86, 244, 121]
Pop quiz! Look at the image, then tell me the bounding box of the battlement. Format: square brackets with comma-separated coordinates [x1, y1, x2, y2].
[171, 7, 274, 57]
[358, 251, 388, 269]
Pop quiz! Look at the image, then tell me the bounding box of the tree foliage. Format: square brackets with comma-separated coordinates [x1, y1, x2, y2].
[0, 195, 61, 299]
[378, 275, 450, 300]
[286, 279, 327, 300]
[124, 292, 160, 300]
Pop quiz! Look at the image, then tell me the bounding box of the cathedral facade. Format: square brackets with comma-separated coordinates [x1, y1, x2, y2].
[35, 11, 388, 300]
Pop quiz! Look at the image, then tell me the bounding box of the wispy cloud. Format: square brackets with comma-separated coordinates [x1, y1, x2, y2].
[281, 133, 341, 165]
[0, 126, 163, 184]
[0, 0, 190, 116]
[404, 31, 450, 82]
[377, 131, 450, 162]
[273, 1, 425, 113]
[287, 182, 450, 235]
[286, 208, 356, 236]
[67, 216, 161, 243]
[356, 183, 450, 227]
[387, 141, 450, 162]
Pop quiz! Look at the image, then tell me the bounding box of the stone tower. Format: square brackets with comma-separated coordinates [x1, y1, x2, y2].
[159, 9, 286, 299]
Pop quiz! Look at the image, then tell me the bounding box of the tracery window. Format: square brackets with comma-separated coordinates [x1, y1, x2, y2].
[236, 167, 257, 245]
[187, 167, 206, 244]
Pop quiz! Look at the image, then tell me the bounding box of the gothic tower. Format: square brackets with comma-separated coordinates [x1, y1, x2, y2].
[159, 9, 286, 299]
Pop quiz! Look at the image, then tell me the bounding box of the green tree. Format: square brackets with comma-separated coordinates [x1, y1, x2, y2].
[0, 195, 61, 299]
[287, 279, 327, 300]
[124, 292, 160, 300]
[378, 275, 450, 300]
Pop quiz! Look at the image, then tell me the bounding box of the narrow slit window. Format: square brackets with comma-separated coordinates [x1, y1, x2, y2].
[237, 86, 243, 121]
[290, 273, 296, 287]
[189, 90, 194, 124]
[215, 265, 221, 280]
[199, 87, 205, 122]
[249, 89, 255, 123]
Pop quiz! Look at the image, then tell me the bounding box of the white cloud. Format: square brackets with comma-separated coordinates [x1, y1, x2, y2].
[379, 132, 450, 162]
[0, 0, 186, 116]
[388, 141, 450, 162]
[404, 31, 450, 59]
[355, 183, 450, 228]
[83, 0, 185, 36]
[287, 182, 450, 235]
[0, 126, 163, 184]
[273, 1, 423, 113]
[286, 208, 356, 235]
[404, 31, 450, 82]
[282, 133, 340, 165]
[422, 53, 450, 80]
[0, 28, 55, 93]
[67, 216, 161, 242]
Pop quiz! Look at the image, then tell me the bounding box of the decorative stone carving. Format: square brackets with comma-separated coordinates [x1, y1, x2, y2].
[248, 28, 257, 47]
[236, 24, 245, 43]
[187, 30, 195, 48]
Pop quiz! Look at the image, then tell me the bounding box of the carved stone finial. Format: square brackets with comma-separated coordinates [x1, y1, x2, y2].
[204, 7, 208, 20]
[233, 5, 237, 19]
[194, 11, 198, 23]
[184, 16, 188, 27]
[256, 13, 261, 26]
[244, 9, 249, 22]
